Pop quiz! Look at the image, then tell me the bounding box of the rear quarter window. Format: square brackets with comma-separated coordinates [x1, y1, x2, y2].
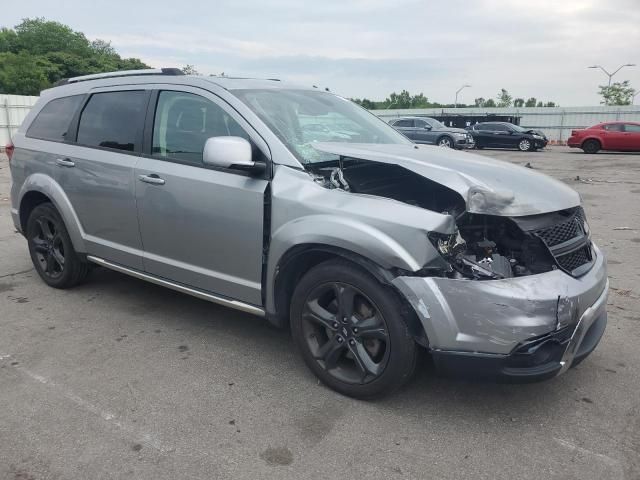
[26, 95, 84, 142]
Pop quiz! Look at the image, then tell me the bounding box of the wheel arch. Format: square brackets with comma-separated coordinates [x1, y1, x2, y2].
[581, 137, 602, 150]
[18, 173, 86, 253]
[266, 243, 428, 347]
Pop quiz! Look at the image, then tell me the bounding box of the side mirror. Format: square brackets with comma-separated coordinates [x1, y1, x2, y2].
[424, 125, 432, 130]
[203, 136, 264, 173]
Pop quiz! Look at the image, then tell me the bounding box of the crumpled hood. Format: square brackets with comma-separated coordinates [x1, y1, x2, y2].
[312, 143, 580, 216]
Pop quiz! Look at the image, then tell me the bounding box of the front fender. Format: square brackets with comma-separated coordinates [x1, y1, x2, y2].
[18, 173, 87, 253]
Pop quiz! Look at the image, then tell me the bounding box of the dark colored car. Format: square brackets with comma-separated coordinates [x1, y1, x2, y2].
[567, 122, 640, 153]
[467, 122, 548, 151]
[389, 116, 475, 149]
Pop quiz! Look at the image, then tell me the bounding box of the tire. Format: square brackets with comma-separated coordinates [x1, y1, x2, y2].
[517, 138, 532, 152]
[475, 145, 484, 150]
[290, 259, 417, 399]
[437, 136, 454, 148]
[26, 203, 90, 289]
[582, 139, 601, 154]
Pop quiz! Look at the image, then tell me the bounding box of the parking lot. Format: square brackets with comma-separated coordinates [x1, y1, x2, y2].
[0, 147, 638, 480]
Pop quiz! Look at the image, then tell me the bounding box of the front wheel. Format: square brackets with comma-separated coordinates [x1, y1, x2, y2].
[290, 260, 417, 399]
[437, 136, 454, 148]
[26, 203, 90, 289]
[518, 138, 532, 151]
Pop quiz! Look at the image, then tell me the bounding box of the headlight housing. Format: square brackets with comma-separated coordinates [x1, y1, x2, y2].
[453, 132, 467, 138]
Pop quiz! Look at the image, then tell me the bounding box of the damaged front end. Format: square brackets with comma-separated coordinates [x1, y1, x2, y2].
[298, 143, 608, 381]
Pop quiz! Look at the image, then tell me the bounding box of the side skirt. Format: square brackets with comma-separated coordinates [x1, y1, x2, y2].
[87, 255, 265, 317]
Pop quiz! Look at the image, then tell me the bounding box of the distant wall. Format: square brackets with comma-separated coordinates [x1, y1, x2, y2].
[0, 94, 39, 148]
[374, 105, 640, 144]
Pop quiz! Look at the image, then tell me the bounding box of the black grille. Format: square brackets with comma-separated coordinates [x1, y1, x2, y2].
[556, 246, 591, 272]
[533, 208, 585, 246]
[531, 207, 593, 275]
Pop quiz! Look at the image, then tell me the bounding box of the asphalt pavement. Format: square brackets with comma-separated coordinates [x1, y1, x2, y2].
[0, 147, 638, 480]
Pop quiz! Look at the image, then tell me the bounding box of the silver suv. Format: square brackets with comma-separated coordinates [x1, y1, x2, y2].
[8, 69, 608, 398]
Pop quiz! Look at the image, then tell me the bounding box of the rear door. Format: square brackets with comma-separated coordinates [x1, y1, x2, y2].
[622, 123, 640, 150]
[391, 119, 416, 141]
[134, 87, 269, 305]
[57, 88, 149, 269]
[476, 123, 499, 147]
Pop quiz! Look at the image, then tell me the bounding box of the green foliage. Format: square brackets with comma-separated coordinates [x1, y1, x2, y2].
[496, 88, 512, 107]
[484, 98, 496, 107]
[474, 97, 485, 107]
[598, 81, 634, 105]
[525, 97, 537, 107]
[513, 98, 524, 107]
[0, 18, 150, 94]
[182, 64, 200, 75]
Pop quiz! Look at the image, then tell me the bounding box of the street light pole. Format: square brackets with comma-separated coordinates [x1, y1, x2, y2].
[633, 90, 640, 106]
[588, 64, 636, 104]
[455, 84, 471, 108]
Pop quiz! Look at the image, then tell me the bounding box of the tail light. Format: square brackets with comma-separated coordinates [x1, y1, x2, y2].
[5, 141, 14, 162]
[571, 130, 579, 137]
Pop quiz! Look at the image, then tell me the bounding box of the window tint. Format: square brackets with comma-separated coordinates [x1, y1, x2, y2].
[603, 123, 624, 132]
[152, 91, 249, 165]
[393, 119, 413, 127]
[477, 123, 493, 130]
[414, 119, 429, 128]
[624, 124, 640, 132]
[492, 124, 509, 132]
[26, 95, 84, 141]
[77, 91, 147, 152]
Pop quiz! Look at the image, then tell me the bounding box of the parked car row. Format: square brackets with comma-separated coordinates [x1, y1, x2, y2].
[389, 117, 548, 152]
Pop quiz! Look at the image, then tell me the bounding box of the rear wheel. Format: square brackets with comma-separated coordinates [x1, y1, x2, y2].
[518, 138, 532, 151]
[582, 139, 601, 154]
[290, 260, 417, 399]
[437, 136, 454, 148]
[26, 203, 90, 289]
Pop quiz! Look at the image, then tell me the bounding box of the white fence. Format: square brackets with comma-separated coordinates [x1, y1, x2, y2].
[374, 105, 640, 143]
[2, 94, 640, 146]
[0, 94, 39, 148]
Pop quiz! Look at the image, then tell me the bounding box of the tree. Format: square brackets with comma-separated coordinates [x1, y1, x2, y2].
[0, 18, 150, 95]
[513, 98, 525, 107]
[598, 80, 634, 105]
[537, 101, 544, 107]
[182, 64, 200, 75]
[544, 101, 556, 107]
[474, 97, 486, 107]
[496, 88, 512, 107]
[484, 98, 497, 107]
[525, 97, 537, 107]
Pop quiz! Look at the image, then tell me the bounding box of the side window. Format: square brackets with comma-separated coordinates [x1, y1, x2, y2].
[393, 119, 413, 127]
[603, 123, 624, 132]
[415, 119, 428, 128]
[624, 124, 640, 132]
[77, 91, 147, 152]
[26, 95, 84, 141]
[152, 91, 249, 165]
[479, 123, 493, 131]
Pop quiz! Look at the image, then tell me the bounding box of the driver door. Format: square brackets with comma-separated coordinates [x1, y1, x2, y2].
[135, 87, 269, 306]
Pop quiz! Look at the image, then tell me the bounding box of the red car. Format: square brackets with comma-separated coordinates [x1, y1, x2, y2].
[568, 121, 640, 154]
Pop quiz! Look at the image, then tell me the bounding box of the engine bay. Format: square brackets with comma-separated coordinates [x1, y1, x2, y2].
[307, 158, 567, 280]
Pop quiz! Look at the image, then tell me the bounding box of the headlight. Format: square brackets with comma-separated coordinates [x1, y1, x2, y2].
[453, 132, 467, 138]
[532, 134, 543, 139]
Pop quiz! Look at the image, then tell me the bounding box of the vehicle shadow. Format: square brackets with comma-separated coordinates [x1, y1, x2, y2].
[82, 267, 598, 422]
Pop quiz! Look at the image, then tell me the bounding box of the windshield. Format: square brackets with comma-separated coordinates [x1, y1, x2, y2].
[234, 89, 411, 164]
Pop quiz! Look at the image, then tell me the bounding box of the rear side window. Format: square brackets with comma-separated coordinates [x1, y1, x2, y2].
[624, 124, 640, 132]
[152, 90, 249, 165]
[393, 119, 413, 127]
[26, 95, 84, 141]
[77, 91, 147, 152]
[603, 123, 624, 132]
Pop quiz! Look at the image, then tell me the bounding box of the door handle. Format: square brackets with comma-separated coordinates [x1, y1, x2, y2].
[138, 174, 165, 185]
[56, 158, 75, 168]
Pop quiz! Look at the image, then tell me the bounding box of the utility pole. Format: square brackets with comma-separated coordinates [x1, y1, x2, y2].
[588, 64, 636, 105]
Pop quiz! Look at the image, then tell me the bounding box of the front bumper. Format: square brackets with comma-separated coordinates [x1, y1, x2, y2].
[393, 244, 608, 382]
[455, 137, 475, 149]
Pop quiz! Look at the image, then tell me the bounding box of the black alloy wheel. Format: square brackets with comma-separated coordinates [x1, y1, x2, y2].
[291, 260, 417, 399]
[27, 203, 89, 288]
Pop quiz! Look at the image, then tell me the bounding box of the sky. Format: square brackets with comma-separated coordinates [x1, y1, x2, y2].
[4, 0, 640, 106]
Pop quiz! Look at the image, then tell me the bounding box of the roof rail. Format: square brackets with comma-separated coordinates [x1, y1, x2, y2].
[55, 68, 184, 86]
